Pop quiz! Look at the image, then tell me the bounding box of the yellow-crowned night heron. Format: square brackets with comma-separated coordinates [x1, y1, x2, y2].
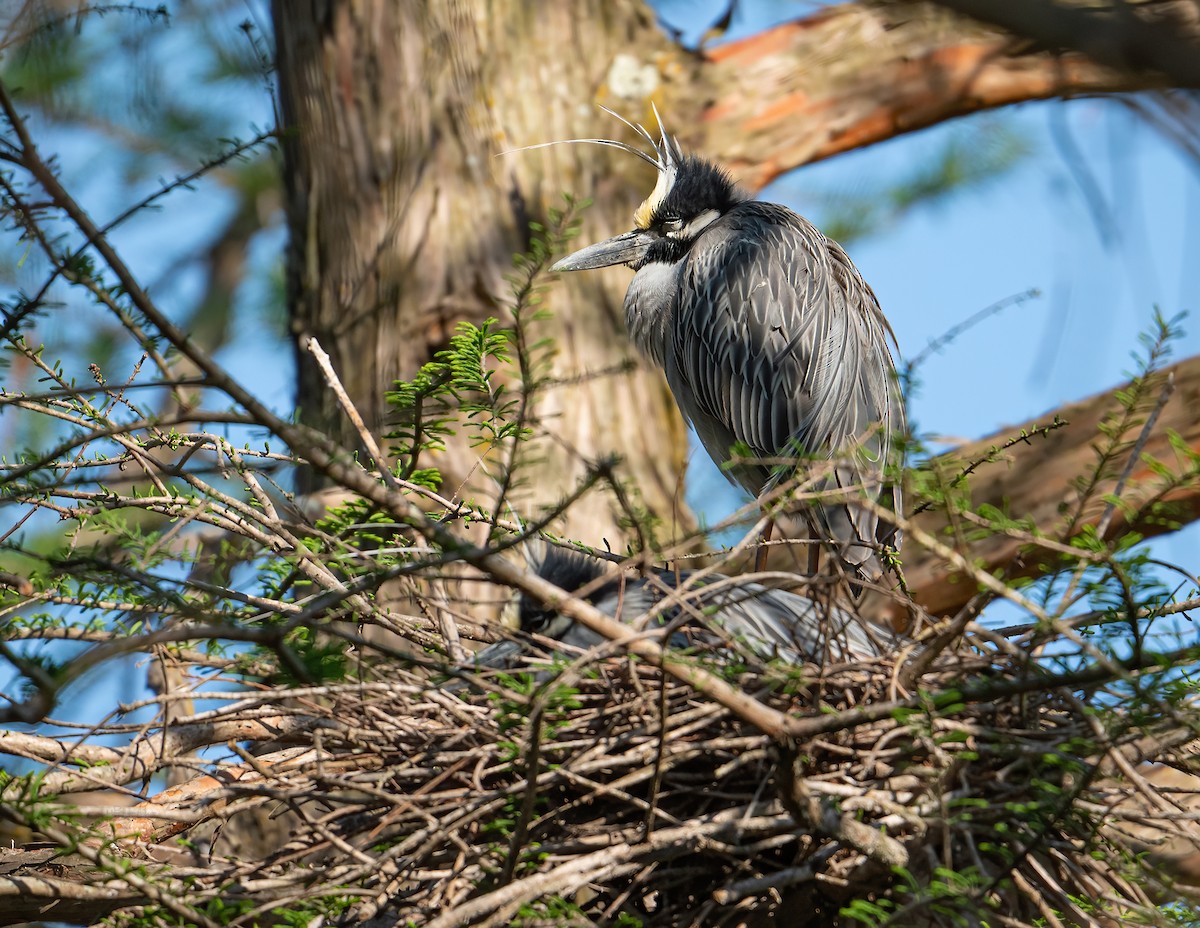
[549, 111, 905, 586]
[473, 547, 886, 669]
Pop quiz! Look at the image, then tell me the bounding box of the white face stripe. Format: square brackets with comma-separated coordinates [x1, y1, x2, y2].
[635, 164, 678, 230]
[672, 209, 721, 239]
[542, 613, 575, 640]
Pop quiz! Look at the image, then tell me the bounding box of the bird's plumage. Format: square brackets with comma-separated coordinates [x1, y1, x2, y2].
[551, 112, 905, 583]
[661, 201, 903, 574]
[474, 548, 886, 669]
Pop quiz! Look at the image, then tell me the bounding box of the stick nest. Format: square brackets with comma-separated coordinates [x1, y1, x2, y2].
[149, 633, 1190, 928]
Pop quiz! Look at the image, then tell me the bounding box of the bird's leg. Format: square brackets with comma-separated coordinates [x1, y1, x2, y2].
[756, 512, 821, 574]
[755, 517, 774, 572]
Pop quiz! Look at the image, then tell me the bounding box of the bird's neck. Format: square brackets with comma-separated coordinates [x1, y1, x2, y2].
[624, 260, 681, 365]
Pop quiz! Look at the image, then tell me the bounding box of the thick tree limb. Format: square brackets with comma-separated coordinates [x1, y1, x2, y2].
[904, 353, 1200, 616]
[687, 3, 1177, 188]
[926, 0, 1200, 88]
[0, 849, 145, 926]
[0, 715, 328, 797]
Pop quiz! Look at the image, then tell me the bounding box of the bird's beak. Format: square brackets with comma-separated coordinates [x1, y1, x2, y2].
[551, 229, 657, 271]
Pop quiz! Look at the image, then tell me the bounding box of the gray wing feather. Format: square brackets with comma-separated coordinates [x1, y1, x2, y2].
[588, 571, 884, 663]
[662, 203, 904, 576]
[474, 552, 891, 670]
[677, 582, 882, 662]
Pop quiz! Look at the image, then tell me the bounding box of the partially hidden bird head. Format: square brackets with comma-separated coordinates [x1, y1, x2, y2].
[470, 544, 617, 669]
[536, 107, 747, 273]
[500, 543, 610, 641]
[472, 543, 891, 673]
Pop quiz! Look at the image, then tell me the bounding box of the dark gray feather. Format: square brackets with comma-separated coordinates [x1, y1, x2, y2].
[477, 548, 888, 668]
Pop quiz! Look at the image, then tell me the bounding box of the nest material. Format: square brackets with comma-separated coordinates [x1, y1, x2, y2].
[149, 638, 1186, 928]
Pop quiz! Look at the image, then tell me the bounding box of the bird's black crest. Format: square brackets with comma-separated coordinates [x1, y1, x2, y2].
[530, 547, 606, 594]
[654, 154, 745, 223]
[521, 548, 613, 628]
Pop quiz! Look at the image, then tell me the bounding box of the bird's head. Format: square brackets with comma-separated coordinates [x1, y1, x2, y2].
[473, 545, 613, 667]
[507, 544, 608, 639]
[546, 107, 747, 273]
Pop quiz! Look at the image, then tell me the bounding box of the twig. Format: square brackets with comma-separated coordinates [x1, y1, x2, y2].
[304, 335, 399, 491]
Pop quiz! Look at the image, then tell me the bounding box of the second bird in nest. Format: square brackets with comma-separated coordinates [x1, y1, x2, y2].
[473, 546, 889, 670]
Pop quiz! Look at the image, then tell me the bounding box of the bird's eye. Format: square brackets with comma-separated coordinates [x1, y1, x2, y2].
[660, 217, 684, 235]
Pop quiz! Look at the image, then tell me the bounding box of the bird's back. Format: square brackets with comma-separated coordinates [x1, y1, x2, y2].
[530, 558, 884, 663]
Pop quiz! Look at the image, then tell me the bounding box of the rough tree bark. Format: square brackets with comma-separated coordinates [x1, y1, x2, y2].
[274, 0, 693, 542]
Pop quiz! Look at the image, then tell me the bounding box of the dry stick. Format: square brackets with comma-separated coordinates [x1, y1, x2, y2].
[499, 701, 546, 888]
[899, 591, 990, 690]
[998, 592, 1200, 639]
[1098, 374, 1175, 541]
[1073, 691, 1188, 825]
[783, 758, 909, 868]
[423, 813, 794, 928]
[0, 873, 145, 911]
[0, 570, 32, 595]
[645, 668, 670, 838]
[304, 335, 400, 492]
[950, 509, 1112, 565]
[711, 864, 817, 904]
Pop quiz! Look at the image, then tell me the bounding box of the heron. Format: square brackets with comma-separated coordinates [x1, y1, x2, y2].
[547, 110, 905, 587]
[472, 546, 887, 670]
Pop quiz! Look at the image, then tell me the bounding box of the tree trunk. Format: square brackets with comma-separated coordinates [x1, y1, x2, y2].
[274, 0, 693, 545]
